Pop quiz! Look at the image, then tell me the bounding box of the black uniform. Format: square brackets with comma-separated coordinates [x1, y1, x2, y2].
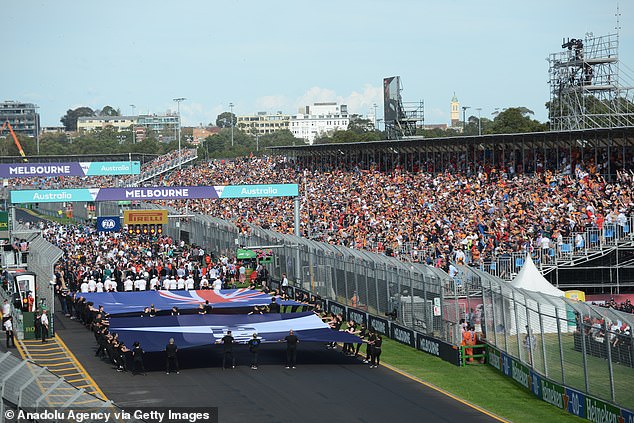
[132, 344, 145, 374]
[284, 334, 299, 368]
[248, 337, 261, 368]
[165, 342, 179, 373]
[221, 334, 235, 368]
[371, 337, 382, 367]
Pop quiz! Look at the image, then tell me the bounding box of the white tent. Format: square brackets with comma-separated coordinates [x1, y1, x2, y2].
[510, 254, 565, 297]
[506, 254, 568, 334]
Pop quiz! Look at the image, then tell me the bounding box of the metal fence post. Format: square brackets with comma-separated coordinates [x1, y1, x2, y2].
[580, 318, 590, 394]
[537, 302, 548, 377]
[604, 322, 616, 402]
[512, 291, 522, 359]
[555, 306, 566, 385]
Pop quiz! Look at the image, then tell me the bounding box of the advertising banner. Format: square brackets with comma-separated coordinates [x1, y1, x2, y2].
[0, 211, 8, 240]
[347, 308, 367, 326]
[564, 387, 586, 418]
[22, 311, 35, 340]
[368, 315, 390, 336]
[327, 300, 346, 317]
[11, 184, 300, 204]
[123, 210, 168, 225]
[585, 397, 621, 423]
[417, 333, 461, 366]
[0, 161, 140, 177]
[96, 216, 121, 232]
[389, 323, 415, 348]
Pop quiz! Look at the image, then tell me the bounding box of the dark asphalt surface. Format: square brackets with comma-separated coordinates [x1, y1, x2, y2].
[54, 311, 501, 423]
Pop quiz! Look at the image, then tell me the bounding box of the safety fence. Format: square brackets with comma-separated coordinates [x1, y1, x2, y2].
[481, 274, 634, 416]
[0, 351, 143, 423]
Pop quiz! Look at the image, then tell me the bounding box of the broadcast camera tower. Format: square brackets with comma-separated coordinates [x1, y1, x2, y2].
[547, 14, 634, 131]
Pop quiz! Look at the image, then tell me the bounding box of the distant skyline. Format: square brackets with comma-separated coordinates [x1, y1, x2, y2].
[4, 1, 633, 128]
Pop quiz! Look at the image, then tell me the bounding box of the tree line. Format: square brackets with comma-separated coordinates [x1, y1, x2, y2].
[0, 104, 554, 160]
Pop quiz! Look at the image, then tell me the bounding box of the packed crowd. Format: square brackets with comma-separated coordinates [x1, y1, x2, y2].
[145, 155, 633, 270]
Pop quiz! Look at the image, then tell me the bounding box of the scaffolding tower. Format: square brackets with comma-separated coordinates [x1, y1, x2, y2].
[383, 76, 424, 139]
[548, 32, 634, 131]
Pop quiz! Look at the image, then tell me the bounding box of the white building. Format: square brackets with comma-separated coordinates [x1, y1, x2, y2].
[290, 102, 349, 144]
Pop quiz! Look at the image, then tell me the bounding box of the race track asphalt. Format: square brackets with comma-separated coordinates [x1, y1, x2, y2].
[54, 311, 503, 423]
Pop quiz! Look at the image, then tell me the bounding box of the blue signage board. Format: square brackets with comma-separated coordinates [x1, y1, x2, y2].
[96, 216, 121, 232]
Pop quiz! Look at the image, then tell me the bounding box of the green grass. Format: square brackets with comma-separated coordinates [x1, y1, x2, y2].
[378, 337, 584, 423]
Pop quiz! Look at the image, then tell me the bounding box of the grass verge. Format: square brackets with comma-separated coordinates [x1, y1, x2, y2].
[379, 337, 583, 422]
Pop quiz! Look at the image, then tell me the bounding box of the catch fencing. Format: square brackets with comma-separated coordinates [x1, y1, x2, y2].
[481, 273, 634, 412]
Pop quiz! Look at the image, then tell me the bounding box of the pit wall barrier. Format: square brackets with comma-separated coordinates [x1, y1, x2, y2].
[486, 344, 634, 422]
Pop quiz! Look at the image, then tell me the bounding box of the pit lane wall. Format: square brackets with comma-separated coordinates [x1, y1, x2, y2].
[486, 345, 634, 422]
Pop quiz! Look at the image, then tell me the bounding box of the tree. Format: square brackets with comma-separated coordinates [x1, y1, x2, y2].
[347, 116, 375, 134]
[99, 105, 120, 116]
[216, 112, 236, 128]
[60, 107, 95, 131]
[258, 130, 302, 148]
[486, 107, 548, 134]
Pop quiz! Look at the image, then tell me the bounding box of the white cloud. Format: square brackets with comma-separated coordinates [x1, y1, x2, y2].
[255, 95, 288, 113]
[294, 85, 382, 116]
[343, 84, 382, 115]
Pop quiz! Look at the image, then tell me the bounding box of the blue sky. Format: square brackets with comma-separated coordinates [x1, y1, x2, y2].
[4, 0, 633, 127]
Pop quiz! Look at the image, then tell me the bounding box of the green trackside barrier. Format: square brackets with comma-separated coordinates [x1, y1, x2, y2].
[460, 344, 487, 366]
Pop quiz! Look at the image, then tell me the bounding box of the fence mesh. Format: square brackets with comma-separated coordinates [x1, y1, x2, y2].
[482, 275, 634, 410]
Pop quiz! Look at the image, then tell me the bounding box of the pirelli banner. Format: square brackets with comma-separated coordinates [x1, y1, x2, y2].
[124, 210, 168, 225]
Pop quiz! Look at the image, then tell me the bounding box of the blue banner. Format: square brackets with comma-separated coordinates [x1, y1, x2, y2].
[96, 216, 121, 232]
[109, 312, 362, 352]
[11, 184, 300, 204]
[11, 188, 97, 203]
[217, 184, 298, 198]
[0, 161, 140, 177]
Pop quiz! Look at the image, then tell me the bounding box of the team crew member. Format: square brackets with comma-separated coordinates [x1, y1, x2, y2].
[370, 334, 382, 368]
[217, 330, 236, 369]
[165, 338, 179, 374]
[281, 329, 299, 369]
[248, 333, 261, 370]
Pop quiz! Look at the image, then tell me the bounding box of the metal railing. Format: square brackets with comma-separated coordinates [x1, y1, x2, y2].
[481, 273, 634, 410]
[0, 351, 143, 423]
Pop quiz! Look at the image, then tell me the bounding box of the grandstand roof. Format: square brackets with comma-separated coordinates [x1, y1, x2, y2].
[269, 126, 634, 155]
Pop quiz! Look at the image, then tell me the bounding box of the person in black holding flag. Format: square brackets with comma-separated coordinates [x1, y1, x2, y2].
[165, 338, 179, 374]
[217, 330, 236, 368]
[280, 329, 299, 369]
[248, 333, 261, 370]
[268, 297, 280, 314]
[370, 334, 382, 368]
[132, 341, 146, 375]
